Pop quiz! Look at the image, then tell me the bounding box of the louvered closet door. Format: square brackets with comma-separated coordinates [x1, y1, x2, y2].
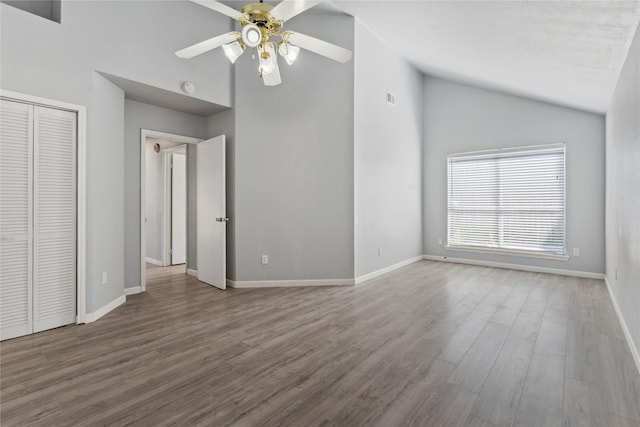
[33, 106, 76, 333]
[0, 100, 34, 340]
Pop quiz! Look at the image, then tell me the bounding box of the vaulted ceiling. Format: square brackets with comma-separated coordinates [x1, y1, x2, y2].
[334, 0, 640, 114]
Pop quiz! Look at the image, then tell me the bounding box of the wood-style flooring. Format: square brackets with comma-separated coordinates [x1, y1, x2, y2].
[1, 260, 639, 426]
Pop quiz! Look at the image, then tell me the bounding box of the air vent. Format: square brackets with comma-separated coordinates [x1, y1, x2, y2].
[386, 91, 396, 106]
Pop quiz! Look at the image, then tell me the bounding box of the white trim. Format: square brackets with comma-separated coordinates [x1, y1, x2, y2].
[445, 246, 570, 262]
[355, 256, 424, 285]
[227, 278, 354, 288]
[145, 257, 162, 266]
[604, 275, 640, 376]
[422, 255, 604, 279]
[124, 286, 141, 296]
[140, 129, 202, 292]
[448, 142, 566, 158]
[187, 269, 198, 277]
[84, 294, 125, 323]
[1, 89, 87, 324]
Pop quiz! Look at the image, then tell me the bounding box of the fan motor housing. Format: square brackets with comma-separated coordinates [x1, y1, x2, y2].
[240, 2, 283, 35]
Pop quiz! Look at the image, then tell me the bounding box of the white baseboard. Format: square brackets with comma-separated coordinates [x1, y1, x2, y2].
[604, 275, 640, 376]
[422, 255, 604, 279]
[187, 268, 197, 277]
[355, 256, 424, 285]
[145, 257, 162, 266]
[227, 278, 354, 288]
[124, 286, 141, 296]
[85, 294, 126, 323]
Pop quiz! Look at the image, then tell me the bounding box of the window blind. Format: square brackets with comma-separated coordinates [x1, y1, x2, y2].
[447, 144, 566, 256]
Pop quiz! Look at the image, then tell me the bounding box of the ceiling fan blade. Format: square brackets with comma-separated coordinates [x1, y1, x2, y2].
[286, 32, 353, 63]
[175, 32, 239, 59]
[262, 60, 282, 86]
[190, 0, 245, 19]
[270, 0, 321, 22]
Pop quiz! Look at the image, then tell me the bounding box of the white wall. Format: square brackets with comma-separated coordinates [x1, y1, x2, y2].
[423, 77, 606, 274]
[1, 1, 231, 312]
[231, 11, 355, 282]
[605, 24, 640, 366]
[353, 20, 423, 278]
[124, 100, 207, 288]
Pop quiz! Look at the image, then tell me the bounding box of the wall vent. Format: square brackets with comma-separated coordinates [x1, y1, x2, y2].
[386, 91, 396, 106]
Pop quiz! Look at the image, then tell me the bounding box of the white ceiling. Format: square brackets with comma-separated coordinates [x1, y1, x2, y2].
[332, 1, 640, 114]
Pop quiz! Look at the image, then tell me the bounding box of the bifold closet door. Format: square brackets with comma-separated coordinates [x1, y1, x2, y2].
[33, 106, 76, 333]
[0, 100, 76, 340]
[0, 100, 34, 340]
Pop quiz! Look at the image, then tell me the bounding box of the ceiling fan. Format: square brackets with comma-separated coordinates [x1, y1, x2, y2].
[175, 0, 353, 86]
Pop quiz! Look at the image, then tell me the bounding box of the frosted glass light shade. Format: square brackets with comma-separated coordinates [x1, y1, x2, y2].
[222, 41, 244, 64]
[278, 42, 300, 65]
[259, 43, 277, 74]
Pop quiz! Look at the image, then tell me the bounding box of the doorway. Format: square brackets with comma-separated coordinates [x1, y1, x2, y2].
[139, 130, 227, 292]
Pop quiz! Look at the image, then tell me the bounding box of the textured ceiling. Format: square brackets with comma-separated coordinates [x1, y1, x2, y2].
[333, 1, 640, 113]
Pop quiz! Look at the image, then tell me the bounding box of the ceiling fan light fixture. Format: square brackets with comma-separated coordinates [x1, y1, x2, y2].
[278, 42, 299, 65]
[258, 42, 277, 74]
[242, 24, 262, 48]
[222, 41, 245, 64]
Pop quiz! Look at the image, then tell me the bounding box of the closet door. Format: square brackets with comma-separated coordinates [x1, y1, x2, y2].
[0, 100, 34, 340]
[33, 106, 76, 333]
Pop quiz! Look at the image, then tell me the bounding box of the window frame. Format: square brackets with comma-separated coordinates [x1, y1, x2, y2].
[446, 143, 568, 260]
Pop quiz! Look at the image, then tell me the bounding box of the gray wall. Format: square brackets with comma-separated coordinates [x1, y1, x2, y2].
[124, 100, 208, 289]
[231, 11, 355, 282]
[605, 24, 640, 360]
[85, 72, 125, 311]
[423, 77, 606, 274]
[353, 20, 423, 277]
[1, 1, 230, 311]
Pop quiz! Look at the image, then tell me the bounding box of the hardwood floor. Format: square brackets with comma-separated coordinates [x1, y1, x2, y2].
[1, 261, 639, 426]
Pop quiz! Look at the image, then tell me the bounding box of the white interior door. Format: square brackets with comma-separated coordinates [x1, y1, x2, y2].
[33, 106, 76, 333]
[196, 135, 226, 289]
[171, 151, 186, 265]
[0, 100, 76, 340]
[0, 100, 33, 340]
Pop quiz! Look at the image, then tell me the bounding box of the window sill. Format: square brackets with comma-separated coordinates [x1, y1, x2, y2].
[445, 246, 570, 261]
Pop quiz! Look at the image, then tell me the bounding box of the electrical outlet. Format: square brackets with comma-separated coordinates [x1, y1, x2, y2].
[437, 238, 443, 246]
[102, 272, 107, 285]
[572, 248, 580, 257]
[261, 255, 268, 265]
[378, 248, 382, 256]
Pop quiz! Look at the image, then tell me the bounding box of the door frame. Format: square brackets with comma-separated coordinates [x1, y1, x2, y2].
[162, 145, 187, 266]
[1, 89, 87, 324]
[140, 129, 201, 292]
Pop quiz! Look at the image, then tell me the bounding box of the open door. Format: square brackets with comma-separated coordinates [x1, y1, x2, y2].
[196, 135, 226, 289]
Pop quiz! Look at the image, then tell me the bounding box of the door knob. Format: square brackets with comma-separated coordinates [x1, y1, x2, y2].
[216, 217, 230, 222]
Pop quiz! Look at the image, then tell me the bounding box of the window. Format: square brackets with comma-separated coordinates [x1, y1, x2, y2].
[447, 144, 566, 257]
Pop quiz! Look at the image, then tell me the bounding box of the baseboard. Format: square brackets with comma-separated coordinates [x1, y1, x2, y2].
[227, 278, 354, 288]
[124, 286, 141, 296]
[422, 255, 604, 279]
[186, 269, 197, 277]
[145, 257, 162, 266]
[604, 275, 640, 375]
[85, 294, 126, 323]
[355, 255, 424, 285]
